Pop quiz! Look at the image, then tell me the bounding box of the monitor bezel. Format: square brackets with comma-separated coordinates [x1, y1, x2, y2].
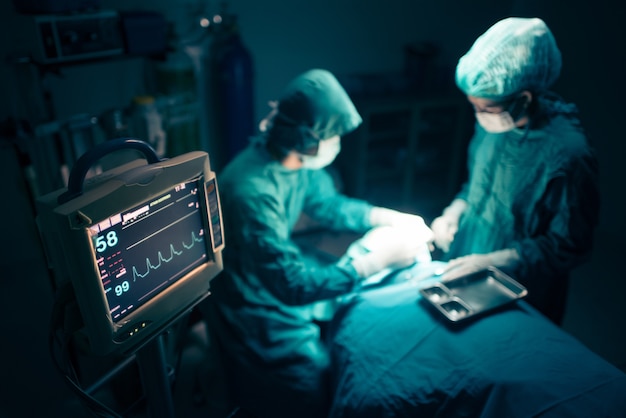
[37, 151, 223, 356]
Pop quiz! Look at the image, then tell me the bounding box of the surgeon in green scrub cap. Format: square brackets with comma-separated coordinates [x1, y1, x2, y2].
[431, 17, 600, 324]
[205, 69, 434, 418]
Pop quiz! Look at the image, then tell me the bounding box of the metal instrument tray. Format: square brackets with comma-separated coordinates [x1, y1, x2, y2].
[419, 267, 528, 322]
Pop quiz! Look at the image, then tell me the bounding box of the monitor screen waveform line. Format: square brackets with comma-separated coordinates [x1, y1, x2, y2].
[132, 230, 204, 281]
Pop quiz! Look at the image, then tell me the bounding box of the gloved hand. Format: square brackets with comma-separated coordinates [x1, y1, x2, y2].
[349, 226, 426, 278]
[440, 249, 520, 281]
[369, 207, 434, 244]
[430, 199, 468, 253]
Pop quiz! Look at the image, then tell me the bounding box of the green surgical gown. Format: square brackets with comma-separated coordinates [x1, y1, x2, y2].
[207, 140, 373, 417]
[445, 95, 600, 322]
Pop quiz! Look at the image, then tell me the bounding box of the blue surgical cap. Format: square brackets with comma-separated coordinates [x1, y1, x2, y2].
[267, 69, 362, 154]
[455, 17, 562, 99]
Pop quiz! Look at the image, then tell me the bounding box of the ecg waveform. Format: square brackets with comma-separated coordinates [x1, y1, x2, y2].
[132, 230, 204, 281]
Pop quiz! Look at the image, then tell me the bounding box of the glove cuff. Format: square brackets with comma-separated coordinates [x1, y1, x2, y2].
[442, 199, 468, 221]
[351, 254, 382, 279]
[492, 248, 521, 266]
[368, 207, 398, 227]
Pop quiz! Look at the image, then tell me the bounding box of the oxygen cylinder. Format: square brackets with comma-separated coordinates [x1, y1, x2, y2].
[155, 49, 201, 158]
[214, 16, 254, 163]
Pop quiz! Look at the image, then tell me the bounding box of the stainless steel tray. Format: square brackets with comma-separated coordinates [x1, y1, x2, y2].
[419, 266, 528, 322]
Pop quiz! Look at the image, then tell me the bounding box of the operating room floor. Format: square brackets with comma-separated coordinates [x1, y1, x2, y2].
[3, 172, 625, 418]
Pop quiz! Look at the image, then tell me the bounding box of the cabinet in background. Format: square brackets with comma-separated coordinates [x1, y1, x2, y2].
[336, 94, 473, 216]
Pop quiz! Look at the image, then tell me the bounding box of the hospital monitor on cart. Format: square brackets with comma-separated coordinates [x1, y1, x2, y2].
[37, 139, 224, 356]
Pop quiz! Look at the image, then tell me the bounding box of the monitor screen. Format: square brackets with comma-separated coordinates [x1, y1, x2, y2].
[37, 150, 224, 356]
[91, 178, 207, 323]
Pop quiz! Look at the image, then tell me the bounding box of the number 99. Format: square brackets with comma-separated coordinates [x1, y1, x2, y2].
[115, 281, 130, 296]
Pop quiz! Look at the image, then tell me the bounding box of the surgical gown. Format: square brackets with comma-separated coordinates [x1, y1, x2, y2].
[206, 140, 373, 418]
[445, 95, 600, 323]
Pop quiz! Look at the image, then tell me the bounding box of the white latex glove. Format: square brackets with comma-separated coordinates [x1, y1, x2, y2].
[369, 207, 434, 245]
[350, 226, 426, 278]
[440, 249, 520, 281]
[431, 216, 458, 253]
[430, 199, 467, 253]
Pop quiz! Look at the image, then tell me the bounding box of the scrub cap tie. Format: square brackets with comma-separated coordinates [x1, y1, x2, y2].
[455, 17, 562, 99]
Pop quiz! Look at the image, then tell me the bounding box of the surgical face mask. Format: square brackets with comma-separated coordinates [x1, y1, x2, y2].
[475, 111, 516, 133]
[473, 94, 529, 133]
[300, 136, 341, 169]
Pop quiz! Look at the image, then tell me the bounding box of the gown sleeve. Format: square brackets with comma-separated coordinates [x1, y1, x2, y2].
[231, 184, 364, 306]
[302, 168, 374, 232]
[512, 150, 600, 282]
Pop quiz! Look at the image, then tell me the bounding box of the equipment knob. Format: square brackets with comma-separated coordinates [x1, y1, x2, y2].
[62, 30, 79, 44]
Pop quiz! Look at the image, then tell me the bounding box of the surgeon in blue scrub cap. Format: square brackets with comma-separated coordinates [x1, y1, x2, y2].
[431, 17, 600, 324]
[204, 69, 434, 418]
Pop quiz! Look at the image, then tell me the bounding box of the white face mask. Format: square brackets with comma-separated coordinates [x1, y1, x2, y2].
[475, 111, 516, 133]
[300, 136, 341, 169]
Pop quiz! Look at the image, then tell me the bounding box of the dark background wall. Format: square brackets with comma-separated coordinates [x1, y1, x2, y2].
[2, 0, 623, 235]
[0, 1, 624, 414]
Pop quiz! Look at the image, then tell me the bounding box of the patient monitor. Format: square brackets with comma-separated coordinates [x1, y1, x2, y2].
[37, 139, 224, 356]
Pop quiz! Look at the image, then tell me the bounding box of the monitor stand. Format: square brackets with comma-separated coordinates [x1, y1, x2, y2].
[135, 333, 175, 418]
[82, 330, 178, 417]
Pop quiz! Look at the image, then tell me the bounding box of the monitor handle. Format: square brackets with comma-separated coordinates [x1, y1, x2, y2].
[58, 137, 161, 204]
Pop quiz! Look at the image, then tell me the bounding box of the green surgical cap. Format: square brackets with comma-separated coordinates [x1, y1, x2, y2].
[267, 69, 362, 153]
[455, 17, 562, 99]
